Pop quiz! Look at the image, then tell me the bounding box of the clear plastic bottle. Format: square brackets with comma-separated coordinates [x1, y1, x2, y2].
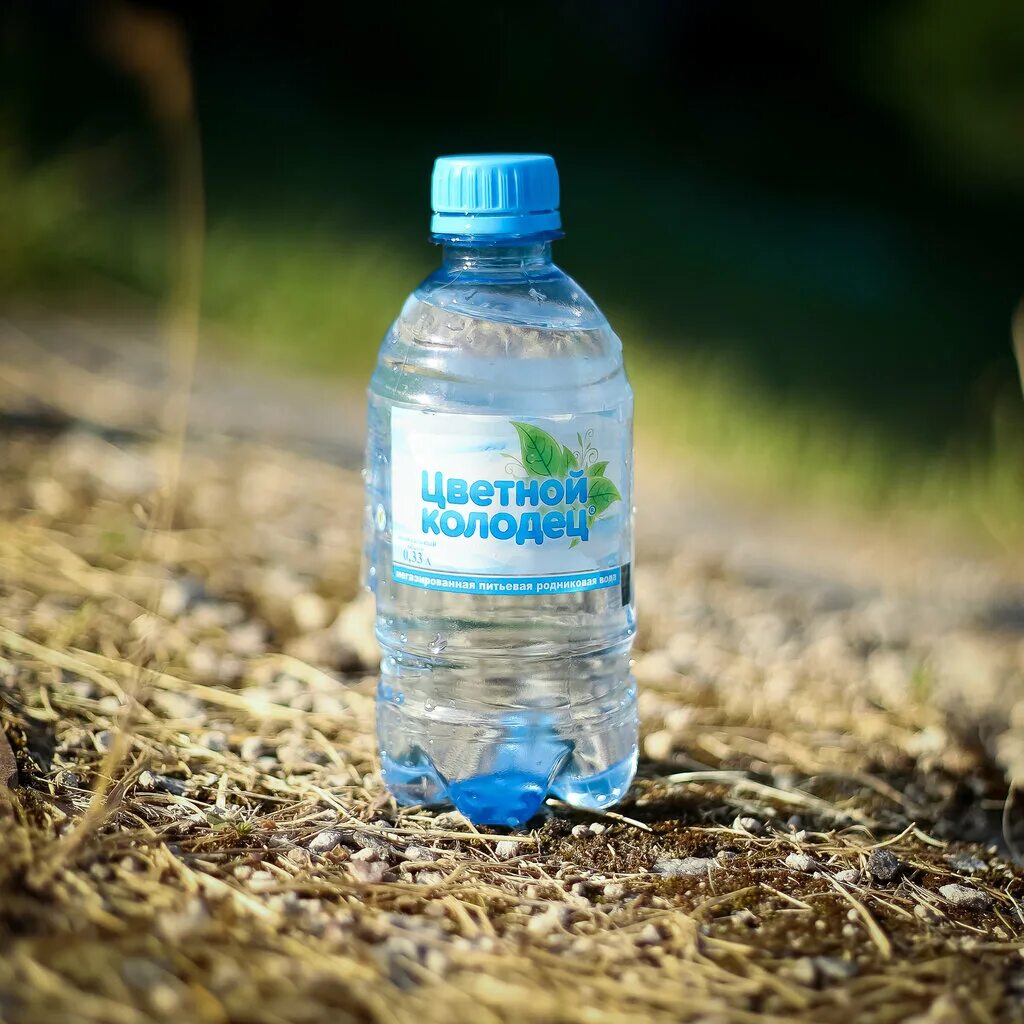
[364, 154, 636, 826]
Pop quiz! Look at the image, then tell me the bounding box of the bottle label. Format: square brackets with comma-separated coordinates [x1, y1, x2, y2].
[389, 408, 632, 598]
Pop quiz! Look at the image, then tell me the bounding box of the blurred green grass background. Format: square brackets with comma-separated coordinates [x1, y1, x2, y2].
[2, 2, 1024, 546]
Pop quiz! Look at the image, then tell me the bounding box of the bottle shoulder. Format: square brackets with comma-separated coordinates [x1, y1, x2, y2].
[412, 262, 608, 332]
[369, 263, 630, 409]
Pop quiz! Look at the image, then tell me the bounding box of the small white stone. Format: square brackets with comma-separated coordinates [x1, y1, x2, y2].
[494, 840, 518, 860]
[571, 824, 589, 838]
[202, 730, 229, 753]
[785, 958, 817, 986]
[589, 823, 606, 835]
[653, 857, 717, 877]
[307, 830, 345, 854]
[159, 577, 205, 619]
[227, 621, 267, 658]
[939, 884, 991, 911]
[414, 871, 445, 886]
[784, 852, 823, 873]
[402, 844, 438, 862]
[915, 902, 943, 923]
[527, 905, 570, 936]
[347, 860, 388, 884]
[733, 816, 764, 835]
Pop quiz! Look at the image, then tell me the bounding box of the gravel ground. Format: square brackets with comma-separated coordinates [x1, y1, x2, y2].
[2, 315, 1024, 1023]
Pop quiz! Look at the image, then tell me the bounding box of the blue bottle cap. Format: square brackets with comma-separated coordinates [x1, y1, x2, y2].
[430, 153, 561, 238]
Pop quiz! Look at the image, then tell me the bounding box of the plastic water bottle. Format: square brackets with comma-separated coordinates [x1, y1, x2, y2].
[364, 153, 636, 826]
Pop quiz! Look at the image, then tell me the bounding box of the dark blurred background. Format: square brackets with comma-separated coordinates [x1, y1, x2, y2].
[2, 1, 1023, 536]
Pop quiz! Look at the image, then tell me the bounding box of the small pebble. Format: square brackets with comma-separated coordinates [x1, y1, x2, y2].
[191, 601, 246, 630]
[97, 695, 121, 715]
[202, 730, 229, 753]
[813, 956, 858, 982]
[350, 847, 379, 863]
[401, 844, 438, 862]
[834, 868, 860, 885]
[867, 847, 900, 882]
[939, 884, 992, 911]
[733, 816, 763, 835]
[227, 621, 267, 658]
[946, 852, 988, 875]
[147, 774, 187, 795]
[589, 822, 606, 835]
[784, 852, 822, 873]
[786, 958, 817, 986]
[307, 830, 345, 855]
[354, 833, 395, 861]
[159, 577, 205, 619]
[348, 860, 389, 884]
[653, 857, 717, 877]
[494, 840, 519, 860]
[603, 882, 627, 899]
[636, 923, 663, 946]
[414, 871, 445, 886]
[527, 905, 570, 936]
[571, 824, 589, 838]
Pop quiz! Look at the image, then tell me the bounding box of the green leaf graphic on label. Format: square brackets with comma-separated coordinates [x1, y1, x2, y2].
[569, 537, 580, 549]
[564, 446, 579, 470]
[586, 476, 621, 520]
[587, 460, 608, 478]
[512, 421, 566, 479]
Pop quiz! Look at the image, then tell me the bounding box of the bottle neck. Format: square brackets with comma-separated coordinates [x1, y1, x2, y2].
[441, 240, 553, 276]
